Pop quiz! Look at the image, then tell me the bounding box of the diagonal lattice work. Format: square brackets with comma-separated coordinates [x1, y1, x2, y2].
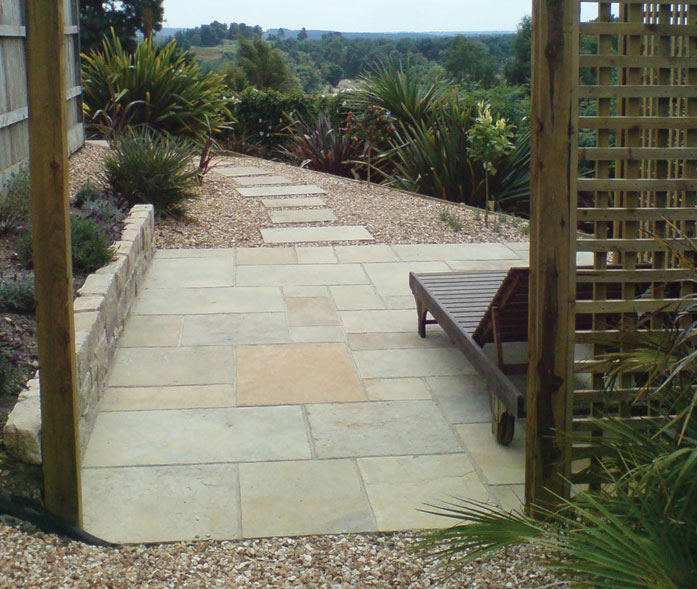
[527, 0, 697, 505]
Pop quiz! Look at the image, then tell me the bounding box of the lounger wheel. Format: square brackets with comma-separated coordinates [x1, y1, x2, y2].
[491, 397, 515, 445]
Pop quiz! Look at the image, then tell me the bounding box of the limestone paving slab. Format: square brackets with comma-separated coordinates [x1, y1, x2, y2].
[118, 316, 182, 347]
[238, 185, 326, 197]
[357, 454, 489, 531]
[236, 264, 368, 287]
[154, 248, 234, 259]
[295, 246, 337, 264]
[181, 313, 291, 345]
[307, 400, 462, 458]
[239, 460, 375, 538]
[352, 348, 474, 379]
[268, 209, 338, 224]
[82, 464, 240, 544]
[426, 375, 491, 424]
[83, 406, 311, 467]
[286, 297, 339, 326]
[455, 422, 526, 485]
[363, 378, 432, 401]
[236, 247, 297, 265]
[392, 243, 521, 262]
[381, 295, 417, 310]
[100, 385, 235, 411]
[339, 309, 415, 333]
[363, 261, 450, 297]
[133, 286, 285, 315]
[108, 346, 235, 387]
[289, 326, 346, 343]
[334, 245, 399, 264]
[236, 343, 365, 406]
[261, 197, 325, 208]
[214, 166, 270, 177]
[346, 331, 453, 351]
[234, 175, 292, 186]
[330, 285, 385, 310]
[261, 226, 373, 244]
[144, 256, 234, 289]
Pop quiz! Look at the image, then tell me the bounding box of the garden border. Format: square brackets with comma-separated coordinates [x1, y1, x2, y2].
[3, 204, 155, 464]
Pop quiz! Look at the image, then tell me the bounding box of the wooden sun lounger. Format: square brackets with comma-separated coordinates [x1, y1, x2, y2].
[409, 269, 529, 445]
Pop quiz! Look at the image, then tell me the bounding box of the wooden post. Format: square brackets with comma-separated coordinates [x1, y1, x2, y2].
[526, 0, 579, 514]
[26, 0, 82, 527]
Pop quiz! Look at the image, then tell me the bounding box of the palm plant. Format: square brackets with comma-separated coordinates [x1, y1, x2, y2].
[420, 241, 697, 587]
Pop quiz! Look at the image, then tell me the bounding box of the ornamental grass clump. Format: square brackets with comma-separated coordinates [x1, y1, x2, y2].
[102, 127, 200, 217]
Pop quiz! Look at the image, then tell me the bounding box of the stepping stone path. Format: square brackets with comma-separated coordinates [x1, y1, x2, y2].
[215, 165, 375, 245]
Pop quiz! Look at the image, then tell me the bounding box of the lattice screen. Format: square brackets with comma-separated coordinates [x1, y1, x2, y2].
[571, 0, 697, 485]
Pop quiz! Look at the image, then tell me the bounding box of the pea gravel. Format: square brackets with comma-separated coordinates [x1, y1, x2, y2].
[0, 144, 552, 588]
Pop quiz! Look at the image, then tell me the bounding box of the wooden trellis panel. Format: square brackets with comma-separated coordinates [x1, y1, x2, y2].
[528, 0, 697, 506]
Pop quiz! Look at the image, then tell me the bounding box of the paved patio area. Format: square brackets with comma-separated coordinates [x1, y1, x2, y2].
[81, 243, 531, 544]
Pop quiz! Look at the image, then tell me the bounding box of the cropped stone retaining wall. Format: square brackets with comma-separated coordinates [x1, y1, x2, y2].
[3, 204, 155, 464]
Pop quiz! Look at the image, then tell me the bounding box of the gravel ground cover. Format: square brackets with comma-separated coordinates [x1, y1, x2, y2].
[0, 144, 551, 588]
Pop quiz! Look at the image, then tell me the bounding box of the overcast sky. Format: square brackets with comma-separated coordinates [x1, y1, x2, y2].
[161, 0, 535, 32]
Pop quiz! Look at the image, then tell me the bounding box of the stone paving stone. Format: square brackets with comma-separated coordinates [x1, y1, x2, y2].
[82, 464, 240, 543]
[261, 197, 325, 208]
[381, 295, 417, 310]
[330, 285, 384, 310]
[235, 175, 292, 186]
[363, 261, 450, 297]
[346, 331, 452, 350]
[363, 378, 432, 401]
[268, 209, 338, 224]
[118, 316, 182, 347]
[83, 406, 311, 467]
[181, 313, 291, 345]
[236, 343, 365, 406]
[339, 309, 418, 333]
[100, 385, 235, 411]
[261, 225, 373, 244]
[286, 297, 339, 326]
[239, 460, 375, 537]
[284, 285, 330, 298]
[334, 244, 399, 263]
[237, 264, 368, 287]
[392, 243, 521, 262]
[133, 286, 285, 315]
[108, 346, 235, 387]
[357, 454, 489, 531]
[491, 484, 525, 512]
[352, 348, 474, 379]
[454, 421, 526, 484]
[144, 256, 235, 289]
[295, 246, 337, 264]
[426, 375, 491, 424]
[308, 400, 462, 458]
[214, 166, 269, 177]
[446, 259, 524, 271]
[289, 326, 346, 343]
[155, 248, 234, 259]
[238, 185, 326, 197]
[236, 247, 297, 265]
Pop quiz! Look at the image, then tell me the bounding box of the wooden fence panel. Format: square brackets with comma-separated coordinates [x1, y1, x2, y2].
[0, 0, 83, 183]
[529, 0, 697, 503]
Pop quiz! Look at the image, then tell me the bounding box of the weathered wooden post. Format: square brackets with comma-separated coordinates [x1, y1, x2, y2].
[26, 0, 82, 526]
[526, 0, 579, 513]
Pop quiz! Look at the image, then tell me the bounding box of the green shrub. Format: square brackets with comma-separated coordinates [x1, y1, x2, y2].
[0, 168, 31, 234]
[82, 31, 232, 141]
[0, 272, 35, 313]
[73, 183, 102, 208]
[0, 348, 20, 397]
[17, 217, 115, 274]
[69, 217, 115, 273]
[74, 186, 128, 241]
[102, 128, 199, 217]
[438, 209, 463, 232]
[228, 88, 342, 154]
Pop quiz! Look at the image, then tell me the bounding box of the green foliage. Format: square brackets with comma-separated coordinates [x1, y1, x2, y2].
[438, 209, 463, 232]
[102, 127, 200, 217]
[227, 88, 341, 154]
[235, 38, 299, 92]
[79, 0, 164, 55]
[73, 183, 102, 209]
[279, 112, 358, 177]
[446, 37, 498, 87]
[505, 15, 532, 86]
[0, 167, 31, 234]
[74, 188, 128, 242]
[0, 272, 36, 314]
[82, 32, 232, 141]
[69, 217, 116, 274]
[0, 348, 20, 397]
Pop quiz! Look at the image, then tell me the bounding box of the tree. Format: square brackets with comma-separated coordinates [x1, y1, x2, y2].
[505, 16, 532, 86]
[446, 37, 497, 87]
[237, 38, 298, 92]
[79, 0, 164, 55]
[297, 27, 308, 41]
